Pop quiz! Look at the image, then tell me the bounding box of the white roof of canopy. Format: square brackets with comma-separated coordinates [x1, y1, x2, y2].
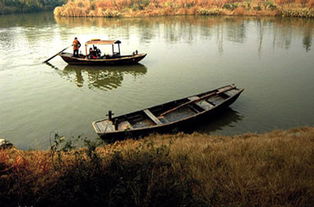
[85, 39, 121, 46]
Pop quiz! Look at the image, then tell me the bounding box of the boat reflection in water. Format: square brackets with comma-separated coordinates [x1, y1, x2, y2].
[59, 64, 147, 91]
[161, 107, 243, 139]
[190, 107, 243, 134]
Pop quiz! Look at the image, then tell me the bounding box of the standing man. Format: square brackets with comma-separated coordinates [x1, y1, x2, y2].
[72, 37, 81, 57]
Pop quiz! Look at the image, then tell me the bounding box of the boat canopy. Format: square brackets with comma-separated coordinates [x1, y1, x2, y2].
[85, 39, 121, 46]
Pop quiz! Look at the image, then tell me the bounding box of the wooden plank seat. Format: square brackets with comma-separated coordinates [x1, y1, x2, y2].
[207, 95, 225, 105]
[223, 90, 235, 97]
[188, 104, 202, 113]
[143, 109, 162, 125]
[159, 117, 169, 124]
[188, 96, 214, 111]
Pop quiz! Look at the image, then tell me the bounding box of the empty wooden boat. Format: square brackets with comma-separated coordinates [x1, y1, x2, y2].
[92, 84, 244, 139]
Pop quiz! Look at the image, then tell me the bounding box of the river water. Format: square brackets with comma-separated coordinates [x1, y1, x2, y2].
[0, 12, 314, 149]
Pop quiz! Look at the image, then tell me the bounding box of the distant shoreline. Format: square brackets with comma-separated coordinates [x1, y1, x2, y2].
[53, 0, 314, 18]
[0, 0, 314, 18]
[53, 8, 314, 18]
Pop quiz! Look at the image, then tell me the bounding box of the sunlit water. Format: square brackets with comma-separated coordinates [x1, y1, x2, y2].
[1, 13, 314, 149]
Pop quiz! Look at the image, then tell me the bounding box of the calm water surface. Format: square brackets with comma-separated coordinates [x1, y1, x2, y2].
[1, 13, 314, 149]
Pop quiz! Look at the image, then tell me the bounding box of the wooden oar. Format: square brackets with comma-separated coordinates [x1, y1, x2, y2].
[159, 85, 236, 118]
[43, 46, 70, 63]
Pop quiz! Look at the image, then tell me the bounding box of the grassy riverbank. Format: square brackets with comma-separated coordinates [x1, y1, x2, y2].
[0, 127, 313, 206]
[54, 0, 314, 18]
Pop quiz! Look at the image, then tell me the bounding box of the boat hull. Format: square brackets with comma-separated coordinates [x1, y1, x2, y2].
[92, 85, 244, 141]
[60, 53, 146, 66]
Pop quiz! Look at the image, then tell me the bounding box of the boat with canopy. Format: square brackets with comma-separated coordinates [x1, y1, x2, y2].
[59, 39, 146, 65]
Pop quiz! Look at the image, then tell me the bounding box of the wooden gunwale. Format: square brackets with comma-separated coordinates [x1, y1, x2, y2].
[159, 85, 235, 117]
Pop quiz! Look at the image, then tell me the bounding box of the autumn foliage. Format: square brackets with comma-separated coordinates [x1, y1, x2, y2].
[54, 0, 314, 17]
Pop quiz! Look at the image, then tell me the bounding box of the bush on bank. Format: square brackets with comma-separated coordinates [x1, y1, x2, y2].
[0, 127, 313, 206]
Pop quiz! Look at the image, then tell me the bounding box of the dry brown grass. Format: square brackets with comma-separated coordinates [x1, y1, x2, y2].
[0, 127, 313, 206]
[53, 0, 314, 17]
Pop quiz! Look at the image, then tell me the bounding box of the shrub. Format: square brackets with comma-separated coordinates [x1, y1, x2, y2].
[223, 3, 238, 10]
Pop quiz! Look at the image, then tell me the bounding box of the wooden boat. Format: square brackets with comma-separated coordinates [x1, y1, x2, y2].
[92, 84, 244, 140]
[59, 39, 146, 65]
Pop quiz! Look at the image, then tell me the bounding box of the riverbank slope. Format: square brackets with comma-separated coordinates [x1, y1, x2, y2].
[0, 127, 313, 206]
[54, 0, 314, 18]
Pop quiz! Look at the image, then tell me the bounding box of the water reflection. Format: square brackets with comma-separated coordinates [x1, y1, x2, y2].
[0, 12, 55, 28]
[54, 15, 223, 44]
[1, 14, 313, 66]
[303, 28, 312, 52]
[272, 18, 313, 51]
[59, 64, 147, 91]
[54, 15, 314, 52]
[192, 108, 244, 134]
[157, 107, 244, 136]
[225, 18, 246, 43]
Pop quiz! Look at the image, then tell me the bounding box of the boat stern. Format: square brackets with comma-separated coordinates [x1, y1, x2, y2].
[92, 119, 116, 135]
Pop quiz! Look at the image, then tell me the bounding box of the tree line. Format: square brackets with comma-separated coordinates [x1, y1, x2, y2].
[0, 0, 66, 14]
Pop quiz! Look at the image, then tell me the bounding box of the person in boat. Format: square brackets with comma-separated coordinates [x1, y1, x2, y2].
[96, 48, 101, 57]
[88, 46, 99, 59]
[88, 47, 95, 59]
[93, 45, 101, 58]
[72, 37, 81, 57]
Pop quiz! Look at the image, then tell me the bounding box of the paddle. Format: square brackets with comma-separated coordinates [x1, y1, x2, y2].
[43, 46, 71, 63]
[158, 85, 236, 118]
